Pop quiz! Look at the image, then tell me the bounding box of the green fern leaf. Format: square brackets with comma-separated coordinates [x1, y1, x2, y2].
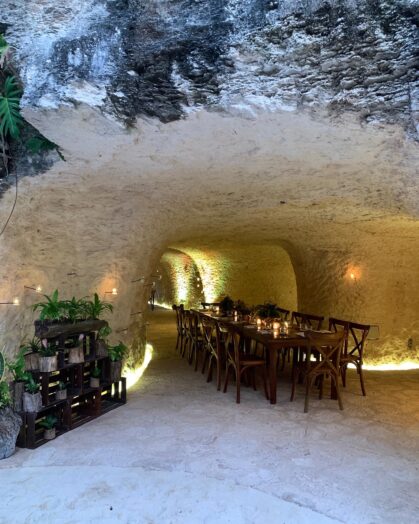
[0, 350, 5, 381]
[0, 76, 23, 139]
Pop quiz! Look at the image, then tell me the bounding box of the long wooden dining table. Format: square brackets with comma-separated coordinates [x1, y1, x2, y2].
[194, 309, 310, 405]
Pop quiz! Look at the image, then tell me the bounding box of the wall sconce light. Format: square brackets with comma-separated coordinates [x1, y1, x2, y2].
[105, 288, 118, 295]
[115, 327, 128, 334]
[0, 297, 20, 306]
[24, 285, 43, 293]
[346, 266, 361, 282]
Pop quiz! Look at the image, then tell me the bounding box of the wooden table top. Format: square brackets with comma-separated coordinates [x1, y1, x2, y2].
[193, 309, 309, 349]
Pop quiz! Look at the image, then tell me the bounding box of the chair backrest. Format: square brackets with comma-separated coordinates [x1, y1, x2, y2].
[224, 327, 241, 366]
[172, 304, 184, 334]
[201, 302, 221, 310]
[201, 316, 222, 356]
[292, 311, 324, 330]
[306, 331, 345, 375]
[277, 307, 290, 320]
[329, 317, 370, 362]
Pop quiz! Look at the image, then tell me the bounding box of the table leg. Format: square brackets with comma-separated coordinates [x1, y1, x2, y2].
[269, 348, 278, 404]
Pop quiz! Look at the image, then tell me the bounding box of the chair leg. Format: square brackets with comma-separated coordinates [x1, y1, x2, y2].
[252, 368, 257, 391]
[194, 345, 200, 372]
[207, 356, 213, 383]
[290, 368, 297, 402]
[262, 366, 269, 400]
[223, 364, 230, 393]
[175, 333, 180, 352]
[332, 374, 344, 410]
[216, 358, 222, 391]
[201, 351, 208, 374]
[341, 364, 347, 387]
[358, 365, 366, 396]
[236, 370, 241, 404]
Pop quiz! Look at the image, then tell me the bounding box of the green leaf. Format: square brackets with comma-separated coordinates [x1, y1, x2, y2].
[0, 76, 23, 139]
[26, 136, 56, 154]
[0, 350, 4, 381]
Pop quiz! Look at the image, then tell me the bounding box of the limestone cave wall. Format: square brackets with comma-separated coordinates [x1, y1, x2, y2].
[0, 1, 418, 369]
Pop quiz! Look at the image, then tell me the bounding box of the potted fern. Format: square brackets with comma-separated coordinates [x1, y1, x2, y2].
[23, 337, 41, 371]
[40, 414, 57, 440]
[23, 376, 42, 412]
[0, 348, 22, 460]
[85, 293, 113, 320]
[90, 366, 101, 388]
[68, 334, 85, 364]
[108, 342, 127, 382]
[55, 381, 67, 401]
[6, 346, 29, 411]
[39, 339, 58, 372]
[96, 325, 111, 357]
[33, 289, 66, 327]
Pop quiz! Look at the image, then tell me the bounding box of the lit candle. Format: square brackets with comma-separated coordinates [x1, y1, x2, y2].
[272, 321, 280, 331]
[234, 311, 238, 321]
[256, 318, 262, 329]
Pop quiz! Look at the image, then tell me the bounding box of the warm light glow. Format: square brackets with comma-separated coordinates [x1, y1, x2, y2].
[124, 344, 153, 389]
[13, 297, 20, 306]
[362, 361, 419, 371]
[346, 266, 361, 281]
[36, 285, 42, 293]
[257, 318, 262, 329]
[272, 321, 280, 331]
[112, 288, 118, 295]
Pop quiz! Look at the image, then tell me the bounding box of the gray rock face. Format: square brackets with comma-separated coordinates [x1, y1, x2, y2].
[2, 0, 418, 135]
[0, 407, 21, 460]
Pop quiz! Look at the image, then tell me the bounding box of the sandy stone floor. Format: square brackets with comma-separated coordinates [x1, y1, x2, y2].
[1, 308, 419, 524]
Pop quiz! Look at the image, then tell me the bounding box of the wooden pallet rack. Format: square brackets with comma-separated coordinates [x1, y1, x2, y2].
[17, 320, 127, 449]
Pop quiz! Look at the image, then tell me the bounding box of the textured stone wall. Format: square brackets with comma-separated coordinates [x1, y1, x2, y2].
[0, 1, 418, 369]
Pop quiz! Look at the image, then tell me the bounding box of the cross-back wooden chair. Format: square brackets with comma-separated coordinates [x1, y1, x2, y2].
[172, 304, 184, 353]
[291, 311, 324, 330]
[201, 316, 224, 391]
[223, 328, 268, 403]
[329, 317, 370, 396]
[187, 310, 204, 371]
[277, 307, 290, 320]
[179, 307, 190, 359]
[290, 331, 345, 412]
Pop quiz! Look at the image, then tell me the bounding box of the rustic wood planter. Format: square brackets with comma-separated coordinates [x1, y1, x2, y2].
[23, 392, 42, 413]
[39, 355, 58, 372]
[69, 346, 84, 364]
[55, 389, 67, 401]
[35, 319, 108, 339]
[90, 377, 100, 388]
[10, 381, 24, 412]
[95, 339, 108, 357]
[24, 352, 40, 371]
[109, 361, 122, 382]
[44, 428, 56, 440]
